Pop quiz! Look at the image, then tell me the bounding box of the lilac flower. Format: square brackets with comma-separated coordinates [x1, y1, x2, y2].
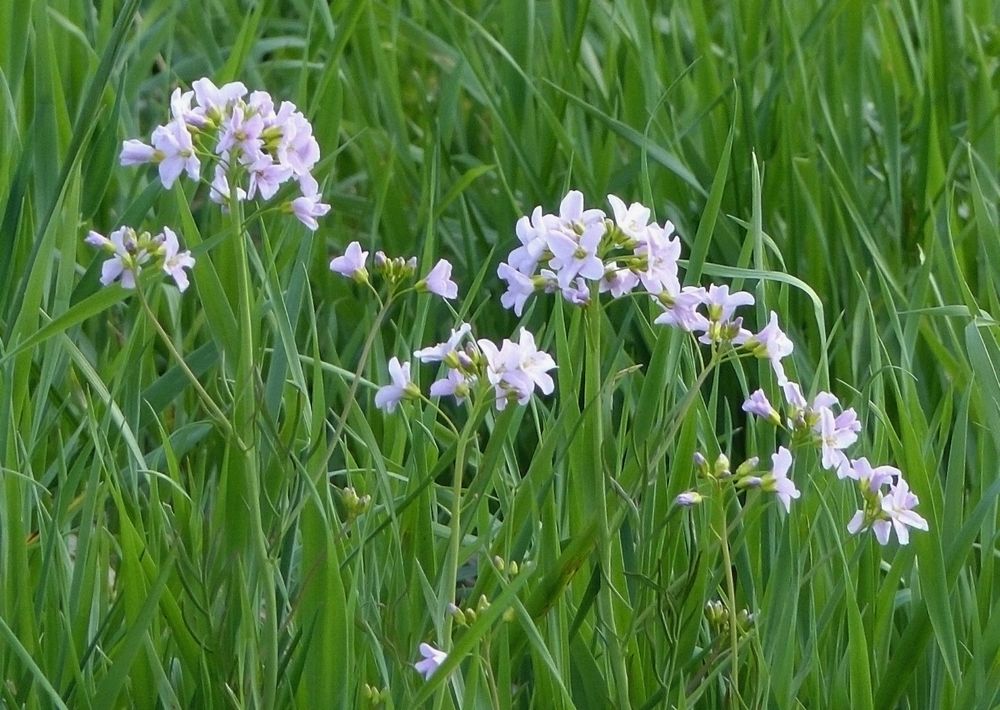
[560, 278, 591, 307]
[653, 287, 710, 332]
[290, 192, 331, 231]
[607, 194, 653, 240]
[414, 643, 448, 680]
[509, 206, 553, 274]
[848, 478, 929, 545]
[374, 357, 418, 413]
[414, 323, 472, 363]
[429, 369, 475, 402]
[216, 103, 265, 161]
[552, 189, 605, 231]
[87, 227, 147, 289]
[546, 222, 605, 289]
[818, 407, 859, 476]
[421, 259, 459, 299]
[478, 329, 556, 410]
[192, 78, 247, 119]
[119, 139, 156, 166]
[599, 263, 640, 298]
[762, 447, 800, 513]
[745, 311, 794, 384]
[150, 119, 200, 189]
[847, 458, 899, 492]
[246, 156, 293, 200]
[209, 163, 247, 205]
[634, 222, 682, 295]
[497, 262, 537, 316]
[697, 284, 754, 344]
[273, 101, 321, 176]
[159, 227, 195, 292]
[742, 389, 780, 425]
[330, 241, 370, 281]
[169, 88, 202, 127]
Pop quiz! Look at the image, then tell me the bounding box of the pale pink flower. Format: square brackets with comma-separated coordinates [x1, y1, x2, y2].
[742, 389, 780, 424]
[119, 139, 156, 166]
[763, 447, 800, 513]
[374, 357, 418, 413]
[414, 323, 472, 363]
[150, 119, 200, 188]
[414, 643, 448, 680]
[607, 194, 653, 240]
[159, 227, 195, 292]
[422, 259, 459, 300]
[329, 241, 369, 281]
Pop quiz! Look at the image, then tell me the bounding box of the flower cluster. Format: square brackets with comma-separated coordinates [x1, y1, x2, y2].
[502, 190, 926, 547]
[375, 325, 555, 413]
[120, 78, 330, 231]
[740, 383, 927, 544]
[330, 241, 458, 300]
[85, 226, 194, 292]
[500, 191, 793, 384]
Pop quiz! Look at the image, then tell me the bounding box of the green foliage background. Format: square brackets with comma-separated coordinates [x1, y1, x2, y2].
[1, 0, 999, 707]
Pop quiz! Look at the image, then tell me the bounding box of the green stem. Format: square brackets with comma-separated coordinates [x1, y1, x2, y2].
[228, 193, 278, 707]
[136, 288, 244, 447]
[585, 295, 631, 709]
[714, 489, 741, 710]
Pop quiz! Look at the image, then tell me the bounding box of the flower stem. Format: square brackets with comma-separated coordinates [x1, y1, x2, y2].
[714, 488, 741, 709]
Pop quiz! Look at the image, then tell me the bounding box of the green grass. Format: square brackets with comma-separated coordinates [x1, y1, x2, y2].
[1, 0, 999, 707]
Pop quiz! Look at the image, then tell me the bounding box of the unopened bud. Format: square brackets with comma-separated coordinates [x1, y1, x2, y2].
[714, 454, 731, 478]
[736, 457, 759, 477]
[675, 490, 703, 507]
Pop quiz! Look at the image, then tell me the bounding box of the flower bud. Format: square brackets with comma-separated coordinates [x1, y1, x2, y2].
[735, 457, 759, 477]
[675, 490, 703, 507]
[714, 454, 731, 478]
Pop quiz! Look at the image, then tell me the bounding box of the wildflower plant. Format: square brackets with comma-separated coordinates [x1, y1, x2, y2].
[4, 6, 991, 709]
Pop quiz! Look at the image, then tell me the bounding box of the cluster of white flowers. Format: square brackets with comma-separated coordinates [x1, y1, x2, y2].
[119, 78, 330, 231]
[502, 190, 926, 547]
[84, 225, 194, 292]
[742, 384, 927, 544]
[327, 240, 555, 414]
[329, 240, 458, 299]
[376, 325, 555, 413]
[500, 191, 794, 384]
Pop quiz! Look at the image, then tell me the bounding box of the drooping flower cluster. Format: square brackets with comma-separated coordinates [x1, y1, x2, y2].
[500, 191, 794, 384]
[375, 324, 556, 413]
[120, 78, 330, 231]
[329, 241, 458, 300]
[85, 226, 195, 292]
[502, 190, 926, 546]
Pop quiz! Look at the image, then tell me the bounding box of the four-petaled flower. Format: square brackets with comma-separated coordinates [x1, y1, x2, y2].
[374, 357, 418, 413]
[421, 259, 459, 300]
[330, 241, 370, 282]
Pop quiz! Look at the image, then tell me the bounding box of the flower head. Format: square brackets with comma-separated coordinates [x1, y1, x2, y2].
[330, 241, 369, 282]
[158, 227, 195, 292]
[848, 477, 928, 545]
[421, 259, 459, 300]
[762, 447, 800, 512]
[414, 643, 448, 680]
[742, 389, 780, 425]
[745, 311, 794, 384]
[374, 357, 419, 413]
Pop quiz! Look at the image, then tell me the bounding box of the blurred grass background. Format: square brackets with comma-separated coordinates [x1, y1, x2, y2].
[1, 0, 999, 707]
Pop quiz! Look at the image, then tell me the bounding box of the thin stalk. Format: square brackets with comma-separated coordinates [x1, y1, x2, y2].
[714, 489, 741, 710]
[135, 288, 244, 447]
[228, 193, 278, 707]
[585, 295, 631, 709]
